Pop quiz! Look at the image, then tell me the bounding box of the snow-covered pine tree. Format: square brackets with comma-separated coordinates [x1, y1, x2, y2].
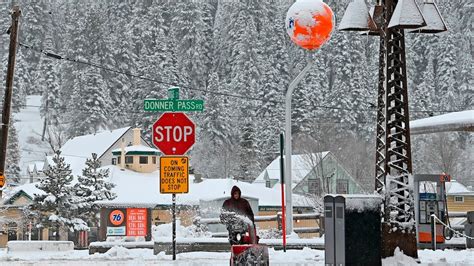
[6, 122, 21, 184]
[68, 54, 111, 136]
[74, 153, 115, 226]
[105, 2, 136, 127]
[31, 151, 87, 240]
[37, 31, 62, 134]
[171, 1, 212, 93]
[11, 48, 28, 112]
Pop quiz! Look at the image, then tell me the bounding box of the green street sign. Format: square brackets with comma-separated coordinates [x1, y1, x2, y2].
[144, 87, 204, 112]
[168, 87, 180, 100]
[144, 99, 204, 112]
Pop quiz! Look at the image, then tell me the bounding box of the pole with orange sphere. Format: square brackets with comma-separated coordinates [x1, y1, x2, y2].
[282, 0, 334, 240]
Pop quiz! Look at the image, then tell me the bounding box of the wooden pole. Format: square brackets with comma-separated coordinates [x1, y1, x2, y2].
[0, 6, 21, 197]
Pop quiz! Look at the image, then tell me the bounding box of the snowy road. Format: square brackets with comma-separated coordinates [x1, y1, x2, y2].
[1, 246, 474, 265]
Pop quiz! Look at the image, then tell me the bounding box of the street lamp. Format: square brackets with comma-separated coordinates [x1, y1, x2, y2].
[339, 0, 446, 258]
[284, 0, 335, 234]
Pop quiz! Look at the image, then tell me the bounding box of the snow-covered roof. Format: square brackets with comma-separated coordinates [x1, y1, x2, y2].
[2, 182, 46, 204]
[412, 1, 446, 33]
[388, 0, 425, 28]
[254, 153, 329, 189]
[411, 110, 474, 135]
[27, 161, 45, 173]
[338, 0, 370, 31]
[45, 155, 88, 177]
[111, 145, 160, 154]
[445, 180, 474, 195]
[60, 127, 131, 159]
[97, 166, 311, 208]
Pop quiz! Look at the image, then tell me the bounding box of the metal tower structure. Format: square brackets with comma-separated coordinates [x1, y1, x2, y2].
[339, 0, 447, 258]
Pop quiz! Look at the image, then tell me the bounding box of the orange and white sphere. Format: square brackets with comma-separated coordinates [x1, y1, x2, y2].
[286, 0, 335, 50]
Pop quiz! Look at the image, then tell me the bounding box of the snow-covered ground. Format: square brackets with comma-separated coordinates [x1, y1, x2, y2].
[14, 95, 50, 177]
[0, 247, 323, 265]
[0, 246, 473, 265]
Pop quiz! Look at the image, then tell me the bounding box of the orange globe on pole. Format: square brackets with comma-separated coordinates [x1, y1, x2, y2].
[286, 0, 335, 50]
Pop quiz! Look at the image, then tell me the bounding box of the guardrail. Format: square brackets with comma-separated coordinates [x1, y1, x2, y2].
[194, 212, 323, 236]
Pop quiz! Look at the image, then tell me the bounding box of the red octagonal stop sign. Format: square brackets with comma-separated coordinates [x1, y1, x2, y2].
[152, 112, 195, 155]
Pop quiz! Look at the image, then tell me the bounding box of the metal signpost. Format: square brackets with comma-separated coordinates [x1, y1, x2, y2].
[148, 87, 200, 260]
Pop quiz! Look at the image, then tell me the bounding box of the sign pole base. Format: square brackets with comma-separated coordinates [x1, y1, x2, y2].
[172, 193, 176, 260]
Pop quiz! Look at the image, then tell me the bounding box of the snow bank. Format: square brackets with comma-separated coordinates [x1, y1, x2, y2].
[382, 247, 419, 265]
[152, 221, 211, 239]
[7, 241, 74, 253]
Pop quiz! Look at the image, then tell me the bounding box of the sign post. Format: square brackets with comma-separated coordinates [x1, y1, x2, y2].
[160, 156, 189, 260]
[149, 87, 198, 261]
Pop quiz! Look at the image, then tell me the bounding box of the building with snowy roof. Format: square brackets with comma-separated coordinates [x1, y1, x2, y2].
[253, 152, 365, 196]
[410, 110, 474, 135]
[26, 161, 45, 183]
[445, 180, 474, 213]
[42, 127, 158, 176]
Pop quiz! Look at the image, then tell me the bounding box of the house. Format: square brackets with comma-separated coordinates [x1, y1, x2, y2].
[26, 161, 45, 183]
[42, 127, 156, 175]
[0, 182, 46, 246]
[253, 152, 365, 196]
[445, 180, 474, 212]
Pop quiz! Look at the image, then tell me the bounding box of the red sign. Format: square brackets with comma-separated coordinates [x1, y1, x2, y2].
[152, 112, 195, 155]
[109, 210, 125, 226]
[126, 208, 147, 236]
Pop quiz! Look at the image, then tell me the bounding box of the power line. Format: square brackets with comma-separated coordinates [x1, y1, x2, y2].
[18, 42, 466, 115]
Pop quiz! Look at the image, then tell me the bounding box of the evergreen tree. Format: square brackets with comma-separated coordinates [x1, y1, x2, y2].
[68, 56, 111, 136]
[31, 152, 87, 240]
[6, 122, 21, 184]
[75, 153, 116, 226]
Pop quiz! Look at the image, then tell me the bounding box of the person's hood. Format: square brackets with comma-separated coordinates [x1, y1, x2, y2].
[231, 185, 241, 198]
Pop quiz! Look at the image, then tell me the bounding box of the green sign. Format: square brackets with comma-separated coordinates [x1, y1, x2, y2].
[168, 87, 180, 100]
[144, 87, 204, 112]
[144, 99, 204, 112]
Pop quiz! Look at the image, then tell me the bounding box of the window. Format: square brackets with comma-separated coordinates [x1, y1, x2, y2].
[336, 179, 349, 194]
[139, 156, 148, 164]
[117, 157, 121, 165]
[454, 196, 464, 203]
[308, 179, 321, 195]
[152, 156, 157, 164]
[111, 158, 117, 165]
[125, 156, 133, 164]
[265, 179, 271, 188]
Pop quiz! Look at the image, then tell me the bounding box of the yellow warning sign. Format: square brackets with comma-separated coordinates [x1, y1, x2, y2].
[0, 174, 4, 187]
[160, 156, 189, 194]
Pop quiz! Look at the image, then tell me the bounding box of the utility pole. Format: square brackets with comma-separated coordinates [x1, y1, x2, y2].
[0, 6, 21, 197]
[339, 0, 447, 258]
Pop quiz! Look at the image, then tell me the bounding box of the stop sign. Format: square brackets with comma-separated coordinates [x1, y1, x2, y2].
[152, 112, 195, 155]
